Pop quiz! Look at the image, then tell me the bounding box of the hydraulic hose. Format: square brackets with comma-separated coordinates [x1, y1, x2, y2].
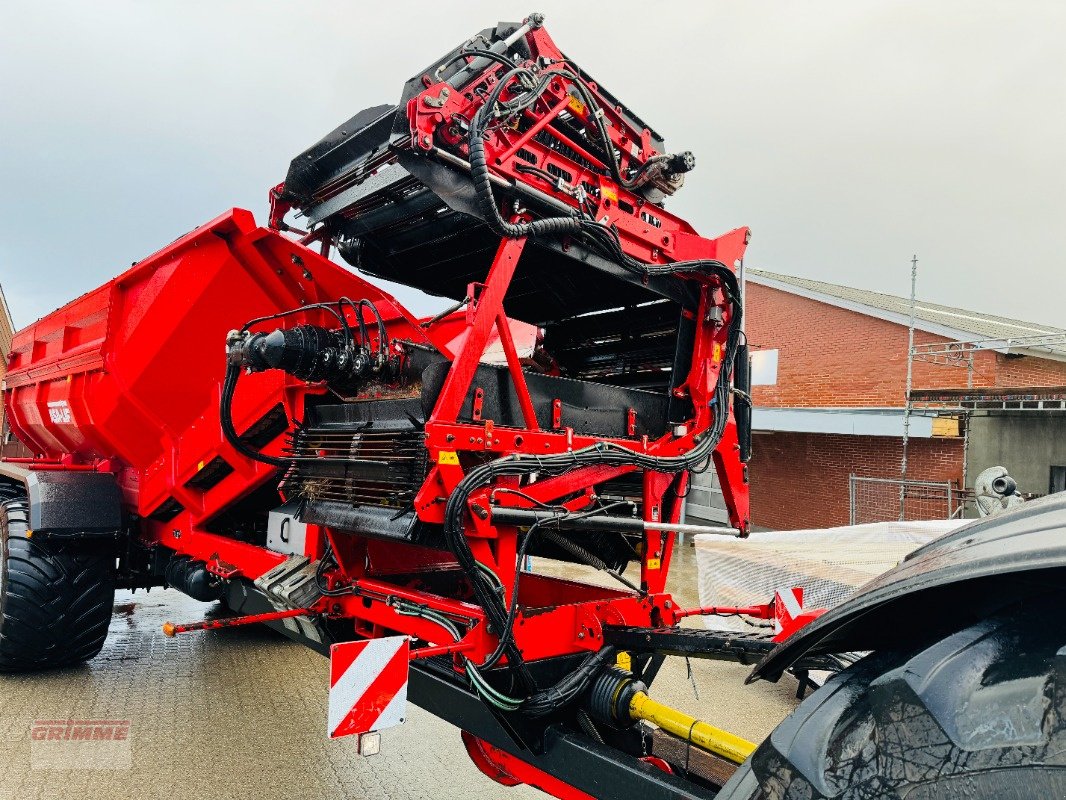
[220, 363, 289, 468]
[467, 66, 582, 240]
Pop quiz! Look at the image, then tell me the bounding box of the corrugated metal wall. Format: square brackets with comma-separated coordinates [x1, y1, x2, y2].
[685, 467, 729, 524]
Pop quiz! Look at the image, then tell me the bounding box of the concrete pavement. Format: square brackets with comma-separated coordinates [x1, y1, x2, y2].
[0, 543, 798, 800]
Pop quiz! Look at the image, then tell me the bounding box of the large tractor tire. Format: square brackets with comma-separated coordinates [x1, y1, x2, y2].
[0, 484, 115, 671]
[719, 598, 1066, 799]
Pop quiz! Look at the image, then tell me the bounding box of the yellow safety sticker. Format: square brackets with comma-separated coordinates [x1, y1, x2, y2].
[601, 185, 618, 204]
[197, 460, 205, 471]
[438, 450, 460, 465]
[712, 342, 722, 363]
[567, 95, 586, 115]
[647, 558, 661, 570]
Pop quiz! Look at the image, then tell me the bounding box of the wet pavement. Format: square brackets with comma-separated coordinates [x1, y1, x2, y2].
[0, 543, 798, 800]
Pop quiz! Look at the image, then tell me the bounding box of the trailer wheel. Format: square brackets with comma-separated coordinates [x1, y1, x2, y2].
[0, 487, 115, 671]
[719, 597, 1066, 799]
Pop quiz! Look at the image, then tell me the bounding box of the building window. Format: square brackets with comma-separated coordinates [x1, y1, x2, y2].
[750, 349, 779, 386]
[1051, 466, 1066, 495]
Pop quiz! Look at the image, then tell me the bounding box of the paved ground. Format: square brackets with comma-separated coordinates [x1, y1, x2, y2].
[0, 543, 799, 800]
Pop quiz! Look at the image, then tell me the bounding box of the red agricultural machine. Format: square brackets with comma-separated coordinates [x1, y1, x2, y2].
[4, 13, 1066, 800]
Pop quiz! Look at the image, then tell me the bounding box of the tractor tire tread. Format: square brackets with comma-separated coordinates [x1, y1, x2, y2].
[0, 492, 115, 672]
[725, 600, 1066, 799]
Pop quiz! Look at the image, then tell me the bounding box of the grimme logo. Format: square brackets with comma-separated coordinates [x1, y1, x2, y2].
[30, 719, 132, 770]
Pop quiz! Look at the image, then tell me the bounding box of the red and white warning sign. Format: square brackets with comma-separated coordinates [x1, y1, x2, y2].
[772, 586, 826, 642]
[773, 587, 804, 637]
[328, 636, 410, 739]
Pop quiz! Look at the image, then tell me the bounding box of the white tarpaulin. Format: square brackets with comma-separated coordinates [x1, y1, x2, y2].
[694, 520, 967, 632]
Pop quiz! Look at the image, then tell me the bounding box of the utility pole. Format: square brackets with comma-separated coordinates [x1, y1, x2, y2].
[900, 255, 918, 521]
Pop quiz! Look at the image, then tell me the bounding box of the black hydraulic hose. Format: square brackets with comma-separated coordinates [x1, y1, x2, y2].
[240, 303, 346, 335]
[338, 297, 387, 361]
[522, 646, 616, 718]
[444, 272, 741, 689]
[338, 297, 369, 350]
[467, 67, 582, 240]
[220, 363, 289, 468]
[358, 299, 389, 359]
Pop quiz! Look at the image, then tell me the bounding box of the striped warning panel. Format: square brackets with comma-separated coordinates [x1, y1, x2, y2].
[773, 587, 804, 637]
[328, 636, 410, 739]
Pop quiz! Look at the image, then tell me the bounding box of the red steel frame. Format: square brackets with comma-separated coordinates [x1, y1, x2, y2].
[2, 217, 749, 675]
[2, 17, 753, 798]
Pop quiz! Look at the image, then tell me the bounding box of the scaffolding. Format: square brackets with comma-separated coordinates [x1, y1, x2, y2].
[901, 261, 1066, 504]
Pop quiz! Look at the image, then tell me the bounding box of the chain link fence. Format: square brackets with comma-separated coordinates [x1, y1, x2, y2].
[849, 475, 961, 525]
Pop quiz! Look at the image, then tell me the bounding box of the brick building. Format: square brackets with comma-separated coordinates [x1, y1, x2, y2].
[0, 283, 28, 458]
[686, 270, 1066, 530]
[0, 283, 13, 401]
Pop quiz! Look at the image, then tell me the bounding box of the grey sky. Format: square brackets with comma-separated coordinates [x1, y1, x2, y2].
[1, 1, 1063, 330]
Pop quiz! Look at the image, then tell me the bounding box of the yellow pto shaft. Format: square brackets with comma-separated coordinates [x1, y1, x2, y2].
[628, 691, 756, 765]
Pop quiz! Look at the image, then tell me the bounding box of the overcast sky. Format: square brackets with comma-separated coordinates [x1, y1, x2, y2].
[1, 1, 1063, 330]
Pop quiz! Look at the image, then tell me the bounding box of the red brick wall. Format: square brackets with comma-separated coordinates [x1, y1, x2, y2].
[0, 291, 29, 458]
[994, 353, 1066, 387]
[741, 283, 1064, 529]
[749, 431, 964, 530]
[746, 284, 1066, 408]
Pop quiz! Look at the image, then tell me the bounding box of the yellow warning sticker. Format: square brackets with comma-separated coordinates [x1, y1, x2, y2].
[197, 460, 205, 472]
[567, 95, 586, 115]
[646, 558, 661, 570]
[600, 185, 618, 204]
[438, 450, 460, 465]
[712, 342, 723, 363]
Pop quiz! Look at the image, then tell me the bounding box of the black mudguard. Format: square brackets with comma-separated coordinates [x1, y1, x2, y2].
[750, 491, 1066, 683]
[19, 470, 123, 533]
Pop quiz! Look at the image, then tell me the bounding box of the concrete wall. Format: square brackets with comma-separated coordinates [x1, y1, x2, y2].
[967, 413, 1066, 496]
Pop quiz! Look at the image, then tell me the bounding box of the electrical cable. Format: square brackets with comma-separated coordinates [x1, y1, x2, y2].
[222, 42, 747, 719]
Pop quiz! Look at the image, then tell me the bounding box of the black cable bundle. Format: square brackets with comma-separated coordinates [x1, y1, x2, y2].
[449, 66, 748, 713]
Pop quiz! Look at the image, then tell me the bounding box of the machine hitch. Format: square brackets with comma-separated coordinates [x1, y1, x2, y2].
[161, 607, 313, 637]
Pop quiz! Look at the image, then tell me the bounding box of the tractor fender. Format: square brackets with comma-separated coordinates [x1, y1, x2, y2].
[18, 470, 123, 533]
[749, 491, 1066, 683]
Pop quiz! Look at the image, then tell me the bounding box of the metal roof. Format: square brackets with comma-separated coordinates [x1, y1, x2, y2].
[747, 268, 1066, 360]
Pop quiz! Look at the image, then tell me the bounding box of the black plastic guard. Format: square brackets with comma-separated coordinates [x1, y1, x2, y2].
[23, 470, 123, 533]
[750, 492, 1066, 682]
